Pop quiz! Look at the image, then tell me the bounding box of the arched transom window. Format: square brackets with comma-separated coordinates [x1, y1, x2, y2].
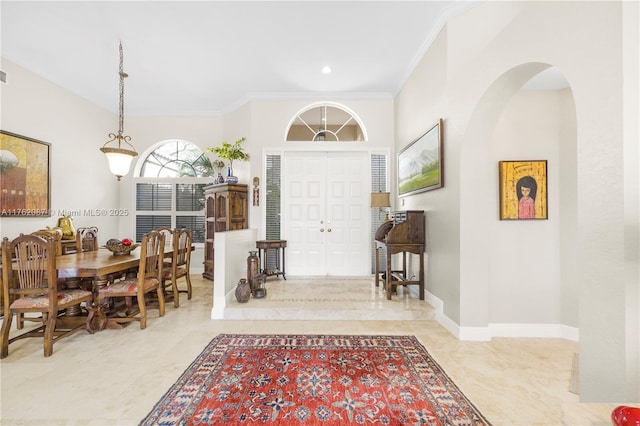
[286, 103, 367, 142]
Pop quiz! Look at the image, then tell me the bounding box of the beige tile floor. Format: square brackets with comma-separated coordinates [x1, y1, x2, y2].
[0, 275, 623, 425]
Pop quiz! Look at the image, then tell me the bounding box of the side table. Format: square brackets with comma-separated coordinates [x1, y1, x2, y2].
[256, 240, 287, 280]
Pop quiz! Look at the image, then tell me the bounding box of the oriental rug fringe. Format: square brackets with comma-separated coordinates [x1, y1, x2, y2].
[140, 334, 491, 425]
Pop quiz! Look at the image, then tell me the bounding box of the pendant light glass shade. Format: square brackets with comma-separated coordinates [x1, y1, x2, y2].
[101, 145, 137, 180]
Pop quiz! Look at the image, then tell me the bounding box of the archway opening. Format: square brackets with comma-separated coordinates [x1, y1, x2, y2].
[459, 63, 577, 339]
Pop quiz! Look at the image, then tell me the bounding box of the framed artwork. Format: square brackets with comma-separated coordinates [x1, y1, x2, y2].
[398, 118, 443, 196]
[498, 160, 547, 220]
[0, 130, 51, 217]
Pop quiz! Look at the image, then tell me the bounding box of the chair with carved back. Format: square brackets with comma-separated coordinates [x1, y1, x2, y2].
[93, 230, 166, 330]
[162, 228, 193, 308]
[75, 227, 99, 253]
[72, 226, 100, 304]
[0, 234, 94, 358]
[155, 226, 174, 271]
[155, 227, 173, 250]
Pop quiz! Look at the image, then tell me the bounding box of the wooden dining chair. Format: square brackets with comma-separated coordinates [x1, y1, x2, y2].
[155, 226, 174, 272]
[76, 226, 99, 252]
[30, 229, 63, 255]
[72, 226, 100, 306]
[155, 227, 174, 249]
[162, 228, 193, 308]
[0, 234, 94, 358]
[93, 230, 166, 330]
[22, 229, 67, 328]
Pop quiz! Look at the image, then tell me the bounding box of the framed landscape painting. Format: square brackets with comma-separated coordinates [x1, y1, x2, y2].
[0, 130, 51, 217]
[498, 160, 547, 220]
[398, 119, 443, 196]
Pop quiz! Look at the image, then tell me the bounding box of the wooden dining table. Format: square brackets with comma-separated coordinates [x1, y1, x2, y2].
[56, 248, 144, 283]
[55, 246, 183, 332]
[53, 248, 145, 331]
[3, 244, 192, 332]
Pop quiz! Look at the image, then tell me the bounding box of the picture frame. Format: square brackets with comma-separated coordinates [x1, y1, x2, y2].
[398, 118, 443, 196]
[498, 160, 547, 220]
[0, 130, 51, 217]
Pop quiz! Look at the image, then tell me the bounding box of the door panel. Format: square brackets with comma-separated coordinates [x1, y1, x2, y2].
[325, 152, 369, 276]
[283, 152, 326, 275]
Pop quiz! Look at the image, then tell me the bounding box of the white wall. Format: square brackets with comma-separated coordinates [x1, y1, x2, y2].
[623, 0, 640, 402]
[211, 228, 258, 319]
[395, 0, 639, 402]
[0, 60, 122, 240]
[489, 89, 574, 326]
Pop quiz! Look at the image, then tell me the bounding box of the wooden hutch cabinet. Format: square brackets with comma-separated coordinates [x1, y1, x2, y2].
[203, 183, 248, 279]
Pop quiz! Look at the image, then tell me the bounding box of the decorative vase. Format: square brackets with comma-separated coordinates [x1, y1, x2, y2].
[214, 173, 225, 184]
[235, 278, 251, 303]
[247, 250, 260, 295]
[253, 273, 267, 299]
[226, 164, 239, 183]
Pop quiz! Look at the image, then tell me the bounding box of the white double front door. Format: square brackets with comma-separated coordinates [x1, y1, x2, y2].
[282, 151, 370, 276]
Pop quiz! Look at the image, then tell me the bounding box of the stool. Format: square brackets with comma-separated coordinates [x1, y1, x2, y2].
[256, 240, 286, 280]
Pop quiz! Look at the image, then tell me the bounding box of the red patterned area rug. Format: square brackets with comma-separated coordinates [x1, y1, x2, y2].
[140, 334, 491, 425]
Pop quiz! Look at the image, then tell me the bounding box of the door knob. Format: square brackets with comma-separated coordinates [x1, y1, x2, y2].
[320, 228, 325, 232]
[327, 228, 332, 232]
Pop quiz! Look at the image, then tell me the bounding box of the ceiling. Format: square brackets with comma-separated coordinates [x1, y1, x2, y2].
[1, 1, 566, 117]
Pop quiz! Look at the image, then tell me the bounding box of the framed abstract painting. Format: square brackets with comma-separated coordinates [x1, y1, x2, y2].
[398, 118, 443, 196]
[498, 160, 547, 220]
[0, 130, 51, 217]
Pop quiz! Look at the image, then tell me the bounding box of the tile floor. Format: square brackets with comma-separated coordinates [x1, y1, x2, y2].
[0, 275, 623, 425]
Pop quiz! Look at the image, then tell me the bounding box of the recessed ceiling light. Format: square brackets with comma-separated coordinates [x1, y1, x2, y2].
[322, 66, 332, 74]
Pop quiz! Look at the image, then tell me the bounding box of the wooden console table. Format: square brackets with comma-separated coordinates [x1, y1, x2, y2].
[256, 240, 286, 280]
[374, 211, 425, 300]
[375, 241, 424, 300]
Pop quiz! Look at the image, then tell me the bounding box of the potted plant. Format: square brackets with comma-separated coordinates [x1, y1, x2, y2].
[207, 137, 249, 183]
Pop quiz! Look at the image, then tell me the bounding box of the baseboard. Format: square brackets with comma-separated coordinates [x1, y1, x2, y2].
[424, 290, 469, 339]
[425, 290, 579, 341]
[489, 323, 579, 341]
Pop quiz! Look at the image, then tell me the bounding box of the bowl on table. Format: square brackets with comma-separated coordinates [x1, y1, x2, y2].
[104, 239, 139, 256]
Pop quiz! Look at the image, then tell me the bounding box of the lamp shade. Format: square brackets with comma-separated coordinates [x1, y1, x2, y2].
[101, 147, 137, 180]
[370, 192, 391, 208]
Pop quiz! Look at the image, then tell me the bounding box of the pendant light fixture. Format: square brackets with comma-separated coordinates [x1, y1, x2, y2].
[100, 42, 137, 180]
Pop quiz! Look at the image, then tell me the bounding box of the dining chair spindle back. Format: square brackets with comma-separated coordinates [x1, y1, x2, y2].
[94, 230, 166, 330]
[162, 228, 193, 308]
[0, 234, 93, 358]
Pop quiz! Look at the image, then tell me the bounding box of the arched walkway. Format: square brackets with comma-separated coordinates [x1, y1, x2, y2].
[459, 62, 577, 335]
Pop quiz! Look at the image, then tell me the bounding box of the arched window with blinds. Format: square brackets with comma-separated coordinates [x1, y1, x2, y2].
[134, 140, 214, 243]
